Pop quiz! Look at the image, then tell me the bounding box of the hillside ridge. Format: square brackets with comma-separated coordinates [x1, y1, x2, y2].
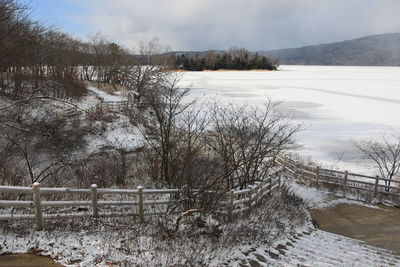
[259, 33, 400, 66]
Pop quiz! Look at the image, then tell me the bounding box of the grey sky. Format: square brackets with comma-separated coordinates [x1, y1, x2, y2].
[50, 0, 400, 51]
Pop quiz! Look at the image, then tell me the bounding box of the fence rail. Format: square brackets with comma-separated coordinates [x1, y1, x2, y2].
[85, 99, 150, 115]
[276, 155, 400, 202]
[50, 100, 144, 120]
[0, 169, 282, 230]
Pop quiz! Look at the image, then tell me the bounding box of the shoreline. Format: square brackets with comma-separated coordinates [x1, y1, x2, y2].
[171, 68, 276, 72]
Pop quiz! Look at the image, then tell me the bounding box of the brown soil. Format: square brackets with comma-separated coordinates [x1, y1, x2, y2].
[310, 204, 400, 254]
[0, 254, 64, 267]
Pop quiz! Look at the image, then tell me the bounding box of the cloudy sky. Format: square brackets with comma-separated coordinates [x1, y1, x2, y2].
[29, 0, 400, 51]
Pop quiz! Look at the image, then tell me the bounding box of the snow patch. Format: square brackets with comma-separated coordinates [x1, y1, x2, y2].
[87, 85, 126, 102]
[287, 180, 382, 210]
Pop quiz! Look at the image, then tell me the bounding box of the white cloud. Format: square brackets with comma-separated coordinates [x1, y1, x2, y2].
[68, 0, 400, 51]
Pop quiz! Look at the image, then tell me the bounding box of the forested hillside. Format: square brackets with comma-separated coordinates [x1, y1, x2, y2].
[259, 33, 400, 66]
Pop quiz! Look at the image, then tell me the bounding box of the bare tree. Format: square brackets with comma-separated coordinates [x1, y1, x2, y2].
[137, 83, 225, 212]
[0, 97, 87, 186]
[204, 51, 218, 69]
[354, 131, 400, 191]
[138, 93, 301, 213]
[0, 130, 76, 185]
[206, 101, 301, 190]
[120, 38, 173, 102]
[121, 63, 168, 102]
[138, 73, 194, 187]
[138, 37, 163, 65]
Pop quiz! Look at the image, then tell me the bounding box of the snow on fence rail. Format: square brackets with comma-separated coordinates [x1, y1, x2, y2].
[86, 101, 134, 114]
[54, 100, 138, 118]
[276, 155, 400, 202]
[0, 170, 282, 230]
[85, 99, 149, 115]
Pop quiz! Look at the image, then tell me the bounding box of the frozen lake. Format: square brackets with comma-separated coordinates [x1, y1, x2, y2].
[179, 65, 400, 174]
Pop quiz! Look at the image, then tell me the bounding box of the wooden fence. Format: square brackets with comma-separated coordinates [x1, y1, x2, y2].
[86, 101, 135, 114]
[85, 99, 150, 115]
[0, 170, 282, 230]
[276, 155, 400, 203]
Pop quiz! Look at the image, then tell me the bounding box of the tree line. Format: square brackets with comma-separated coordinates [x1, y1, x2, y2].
[1, 0, 86, 99]
[173, 48, 279, 71]
[0, 0, 173, 101]
[1, 0, 277, 104]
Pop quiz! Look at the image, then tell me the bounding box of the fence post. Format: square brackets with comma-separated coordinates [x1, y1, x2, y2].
[91, 184, 98, 218]
[32, 182, 43, 230]
[248, 186, 253, 207]
[315, 166, 320, 186]
[137, 186, 144, 223]
[374, 176, 380, 198]
[259, 181, 263, 199]
[278, 172, 281, 187]
[269, 175, 273, 194]
[254, 182, 261, 203]
[227, 190, 234, 222]
[343, 170, 348, 193]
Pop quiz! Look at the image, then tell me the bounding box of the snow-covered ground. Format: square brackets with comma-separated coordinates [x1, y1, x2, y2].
[237, 228, 400, 267]
[179, 66, 400, 174]
[72, 85, 141, 153]
[4, 224, 399, 266]
[3, 182, 399, 267]
[287, 180, 382, 209]
[4, 70, 400, 266]
[84, 114, 142, 154]
[87, 85, 126, 102]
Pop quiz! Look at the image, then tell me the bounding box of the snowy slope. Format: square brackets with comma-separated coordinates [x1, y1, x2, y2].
[218, 181, 400, 266]
[288, 180, 382, 210]
[224, 228, 400, 267]
[87, 85, 126, 102]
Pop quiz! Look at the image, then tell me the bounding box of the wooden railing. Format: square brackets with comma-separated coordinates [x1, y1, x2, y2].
[0, 184, 180, 230]
[87, 101, 135, 114]
[276, 154, 400, 202]
[51, 100, 143, 119]
[85, 99, 149, 115]
[0, 169, 282, 230]
[227, 171, 281, 221]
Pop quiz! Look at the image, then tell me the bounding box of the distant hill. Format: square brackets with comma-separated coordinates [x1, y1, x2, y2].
[259, 33, 400, 66]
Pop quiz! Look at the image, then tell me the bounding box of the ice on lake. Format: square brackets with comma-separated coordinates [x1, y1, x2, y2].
[179, 65, 400, 174]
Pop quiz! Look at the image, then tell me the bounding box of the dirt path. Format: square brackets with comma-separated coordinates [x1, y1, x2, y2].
[310, 204, 400, 254]
[0, 254, 64, 267]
